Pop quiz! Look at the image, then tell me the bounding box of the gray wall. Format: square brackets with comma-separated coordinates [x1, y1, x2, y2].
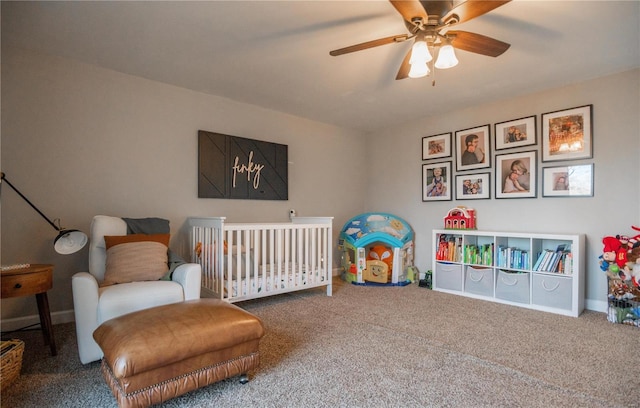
[1, 47, 367, 323]
[2, 45, 639, 325]
[364, 68, 640, 311]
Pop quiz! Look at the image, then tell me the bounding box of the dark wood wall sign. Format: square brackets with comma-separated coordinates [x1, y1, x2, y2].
[198, 130, 288, 200]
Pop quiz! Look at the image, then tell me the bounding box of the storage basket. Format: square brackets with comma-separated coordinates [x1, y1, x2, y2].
[607, 277, 640, 327]
[1, 339, 25, 391]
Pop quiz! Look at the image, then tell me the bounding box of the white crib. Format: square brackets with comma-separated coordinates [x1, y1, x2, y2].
[189, 216, 333, 302]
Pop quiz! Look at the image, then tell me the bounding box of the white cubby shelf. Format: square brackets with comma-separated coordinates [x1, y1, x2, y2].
[432, 229, 585, 317]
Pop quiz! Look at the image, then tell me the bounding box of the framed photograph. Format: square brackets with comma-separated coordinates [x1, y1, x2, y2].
[494, 115, 537, 150]
[541, 105, 593, 162]
[422, 162, 452, 201]
[422, 133, 451, 160]
[495, 150, 537, 199]
[455, 125, 490, 171]
[455, 172, 490, 200]
[542, 164, 594, 197]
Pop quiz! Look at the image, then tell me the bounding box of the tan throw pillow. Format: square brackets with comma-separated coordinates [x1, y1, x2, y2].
[104, 233, 170, 249]
[102, 241, 169, 287]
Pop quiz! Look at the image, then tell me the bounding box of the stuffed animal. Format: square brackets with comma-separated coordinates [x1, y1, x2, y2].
[630, 262, 640, 288]
[601, 236, 629, 279]
[616, 226, 640, 255]
[624, 246, 640, 287]
[609, 278, 634, 300]
[608, 235, 636, 275]
[367, 245, 394, 274]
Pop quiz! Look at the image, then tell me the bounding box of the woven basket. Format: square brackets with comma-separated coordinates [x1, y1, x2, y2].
[1, 339, 25, 391]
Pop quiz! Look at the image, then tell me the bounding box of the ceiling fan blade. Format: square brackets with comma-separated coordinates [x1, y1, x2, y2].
[395, 48, 412, 80]
[447, 30, 510, 57]
[442, 0, 511, 26]
[389, 0, 428, 25]
[329, 34, 410, 56]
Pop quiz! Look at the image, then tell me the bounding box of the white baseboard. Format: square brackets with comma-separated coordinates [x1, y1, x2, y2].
[1, 310, 75, 332]
[0, 293, 607, 331]
[585, 298, 608, 313]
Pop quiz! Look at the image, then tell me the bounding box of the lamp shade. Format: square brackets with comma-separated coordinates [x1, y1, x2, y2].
[408, 62, 430, 78]
[409, 39, 432, 65]
[1, 172, 88, 255]
[54, 229, 88, 255]
[434, 43, 459, 69]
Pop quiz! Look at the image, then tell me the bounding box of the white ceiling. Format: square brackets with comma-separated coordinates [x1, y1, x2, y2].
[2, 1, 639, 133]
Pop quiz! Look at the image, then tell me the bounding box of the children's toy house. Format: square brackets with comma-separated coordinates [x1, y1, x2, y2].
[339, 213, 414, 286]
[444, 206, 476, 230]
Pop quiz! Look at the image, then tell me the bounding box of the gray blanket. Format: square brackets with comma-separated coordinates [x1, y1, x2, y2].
[123, 217, 186, 280]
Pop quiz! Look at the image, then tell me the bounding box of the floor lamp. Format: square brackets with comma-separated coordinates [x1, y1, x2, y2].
[1, 172, 87, 254]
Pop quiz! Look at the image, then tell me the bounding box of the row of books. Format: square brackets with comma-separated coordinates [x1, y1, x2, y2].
[463, 244, 493, 266]
[496, 246, 529, 270]
[435, 236, 462, 262]
[436, 236, 573, 274]
[532, 244, 573, 274]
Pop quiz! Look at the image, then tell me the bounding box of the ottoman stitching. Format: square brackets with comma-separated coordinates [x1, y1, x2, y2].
[105, 351, 259, 397]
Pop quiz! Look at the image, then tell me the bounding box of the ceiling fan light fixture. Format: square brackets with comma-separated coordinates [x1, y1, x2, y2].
[408, 62, 430, 78]
[409, 39, 432, 65]
[434, 42, 459, 69]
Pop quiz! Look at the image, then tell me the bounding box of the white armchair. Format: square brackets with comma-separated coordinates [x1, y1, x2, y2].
[72, 215, 201, 364]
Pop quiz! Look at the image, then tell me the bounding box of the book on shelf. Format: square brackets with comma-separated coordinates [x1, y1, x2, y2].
[563, 252, 573, 275]
[436, 235, 463, 262]
[542, 250, 556, 271]
[555, 245, 573, 274]
[533, 244, 572, 273]
[497, 246, 528, 269]
[548, 252, 562, 272]
[534, 250, 553, 271]
[532, 251, 544, 271]
[464, 243, 493, 266]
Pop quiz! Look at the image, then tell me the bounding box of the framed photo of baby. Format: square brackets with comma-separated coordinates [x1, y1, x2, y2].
[422, 162, 452, 202]
[455, 125, 490, 171]
[541, 105, 593, 162]
[542, 164, 594, 197]
[422, 132, 451, 160]
[455, 173, 490, 200]
[495, 151, 537, 199]
[494, 115, 536, 151]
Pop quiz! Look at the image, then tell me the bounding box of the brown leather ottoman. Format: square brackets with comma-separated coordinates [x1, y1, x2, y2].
[93, 299, 265, 408]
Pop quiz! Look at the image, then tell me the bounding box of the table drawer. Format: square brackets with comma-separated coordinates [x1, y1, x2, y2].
[1, 270, 52, 298]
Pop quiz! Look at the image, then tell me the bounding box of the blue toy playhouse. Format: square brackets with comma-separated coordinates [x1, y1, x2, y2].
[338, 213, 415, 286]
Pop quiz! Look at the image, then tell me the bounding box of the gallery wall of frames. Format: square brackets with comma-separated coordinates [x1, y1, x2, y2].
[421, 104, 594, 202]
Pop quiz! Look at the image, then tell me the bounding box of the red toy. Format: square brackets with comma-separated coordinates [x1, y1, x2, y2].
[602, 229, 640, 281]
[444, 206, 476, 230]
[617, 225, 640, 253]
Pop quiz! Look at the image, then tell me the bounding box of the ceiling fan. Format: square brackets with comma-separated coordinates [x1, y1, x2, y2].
[329, 0, 512, 81]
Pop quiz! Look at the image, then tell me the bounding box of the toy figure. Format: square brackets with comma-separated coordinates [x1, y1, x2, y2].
[617, 226, 640, 253]
[367, 245, 393, 273]
[601, 236, 629, 280]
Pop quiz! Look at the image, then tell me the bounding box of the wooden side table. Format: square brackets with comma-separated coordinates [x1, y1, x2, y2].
[1, 264, 57, 356]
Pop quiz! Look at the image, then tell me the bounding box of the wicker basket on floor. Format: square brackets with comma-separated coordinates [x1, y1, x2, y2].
[1, 339, 25, 391]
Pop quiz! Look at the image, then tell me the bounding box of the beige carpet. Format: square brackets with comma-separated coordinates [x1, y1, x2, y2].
[2, 278, 638, 407]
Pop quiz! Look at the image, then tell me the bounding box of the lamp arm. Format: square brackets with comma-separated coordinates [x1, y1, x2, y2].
[1, 172, 61, 232]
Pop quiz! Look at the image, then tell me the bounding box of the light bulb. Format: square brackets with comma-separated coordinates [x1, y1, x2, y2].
[435, 43, 459, 69]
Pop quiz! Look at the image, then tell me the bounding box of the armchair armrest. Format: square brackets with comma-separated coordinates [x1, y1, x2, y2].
[71, 272, 103, 364]
[172, 263, 201, 300]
